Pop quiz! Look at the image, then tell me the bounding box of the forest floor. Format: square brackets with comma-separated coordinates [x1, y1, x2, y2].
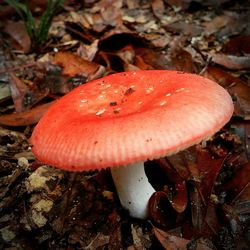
[0, 0, 250, 249]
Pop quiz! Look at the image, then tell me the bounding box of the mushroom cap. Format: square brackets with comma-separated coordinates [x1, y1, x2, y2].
[31, 70, 234, 171]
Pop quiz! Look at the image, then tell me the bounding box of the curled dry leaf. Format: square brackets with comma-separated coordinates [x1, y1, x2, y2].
[0, 101, 55, 126]
[149, 191, 178, 230]
[156, 158, 188, 213]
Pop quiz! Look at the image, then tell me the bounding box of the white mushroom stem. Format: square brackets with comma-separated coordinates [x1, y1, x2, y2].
[110, 161, 155, 219]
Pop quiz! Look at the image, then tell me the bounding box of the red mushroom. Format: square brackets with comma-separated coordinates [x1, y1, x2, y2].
[31, 70, 234, 219]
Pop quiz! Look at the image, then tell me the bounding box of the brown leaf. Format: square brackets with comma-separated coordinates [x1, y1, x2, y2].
[153, 227, 190, 250]
[98, 0, 123, 27]
[53, 52, 105, 80]
[164, 21, 203, 36]
[204, 66, 250, 119]
[151, 0, 165, 19]
[231, 121, 250, 162]
[134, 55, 154, 70]
[203, 14, 232, 36]
[171, 47, 196, 73]
[77, 39, 99, 61]
[149, 191, 178, 229]
[0, 101, 55, 126]
[135, 47, 170, 70]
[165, 0, 231, 11]
[157, 158, 188, 213]
[9, 74, 29, 112]
[189, 149, 225, 231]
[195, 148, 225, 205]
[211, 54, 250, 70]
[9, 74, 49, 113]
[3, 20, 31, 53]
[222, 35, 250, 55]
[223, 161, 250, 203]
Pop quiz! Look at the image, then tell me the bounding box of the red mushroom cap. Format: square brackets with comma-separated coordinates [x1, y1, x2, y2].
[31, 70, 234, 171]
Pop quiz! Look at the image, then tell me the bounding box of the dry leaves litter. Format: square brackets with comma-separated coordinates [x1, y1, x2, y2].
[0, 0, 250, 249]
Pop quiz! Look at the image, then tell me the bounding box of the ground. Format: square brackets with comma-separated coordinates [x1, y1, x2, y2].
[0, 0, 250, 249]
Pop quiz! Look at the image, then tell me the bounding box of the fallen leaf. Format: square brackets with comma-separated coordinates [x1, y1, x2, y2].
[153, 227, 189, 250]
[151, 0, 165, 19]
[222, 35, 250, 55]
[171, 47, 196, 72]
[156, 158, 188, 213]
[149, 191, 178, 229]
[77, 39, 99, 61]
[211, 54, 250, 70]
[223, 161, 250, 203]
[0, 101, 55, 126]
[203, 14, 232, 36]
[164, 21, 203, 36]
[9, 74, 30, 112]
[98, 0, 123, 28]
[3, 20, 31, 53]
[9, 74, 49, 113]
[204, 66, 250, 119]
[134, 55, 154, 70]
[53, 51, 105, 80]
[195, 148, 226, 205]
[0, 83, 11, 103]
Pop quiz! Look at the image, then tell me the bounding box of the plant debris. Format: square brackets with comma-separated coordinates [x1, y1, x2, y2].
[0, 0, 250, 249]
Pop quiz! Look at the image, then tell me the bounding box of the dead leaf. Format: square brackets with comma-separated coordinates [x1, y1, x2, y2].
[0, 83, 11, 103]
[165, 0, 231, 11]
[77, 39, 99, 61]
[195, 148, 226, 205]
[3, 20, 31, 53]
[164, 21, 203, 36]
[0, 101, 55, 126]
[223, 161, 250, 203]
[149, 191, 178, 229]
[9, 74, 31, 112]
[98, 0, 123, 27]
[204, 66, 250, 119]
[151, 0, 165, 19]
[171, 47, 196, 73]
[222, 35, 250, 55]
[53, 51, 105, 80]
[9, 74, 49, 113]
[134, 55, 154, 70]
[203, 14, 232, 36]
[156, 158, 188, 213]
[211, 54, 250, 70]
[53, 51, 98, 76]
[153, 227, 190, 250]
